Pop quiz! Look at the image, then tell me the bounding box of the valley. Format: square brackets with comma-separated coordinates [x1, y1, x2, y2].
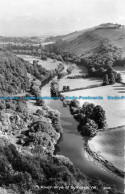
[0, 22, 125, 194]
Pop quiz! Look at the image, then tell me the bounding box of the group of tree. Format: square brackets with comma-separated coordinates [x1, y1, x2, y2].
[30, 63, 64, 97]
[50, 79, 59, 97]
[69, 100, 107, 137]
[44, 40, 125, 83]
[0, 137, 90, 194]
[103, 67, 122, 85]
[0, 47, 65, 96]
[88, 65, 122, 85]
[0, 49, 30, 94]
[0, 48, 55, 95]
[45, 40, 123, 65]
[0, 95, 93, 194]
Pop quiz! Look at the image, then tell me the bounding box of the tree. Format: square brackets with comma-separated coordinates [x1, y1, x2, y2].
[57, 55, 63, 62]
[30, 85, 39, 95]
[0, 101, 6, 110]
[63, 100, 67, 107]
[89, 67, 96, 76]
[50, 79, 59, 97]
[109, 73, 115, 84]
[84, 103, 95, 118]
[80, 119, 98, 137]
[93, 105, 107, 129]
[116, 73, 122, 83]
[103, 74, 109, 85]
[69, 100, 80, 108]
[33, 60, 38, 65]
[106, 67, 113, 75]
[81, 102, 89, 114]
[36, 98, 45, 106]
[66, 86, 70, 91]
[63, 86, 67, 92]
[67, 67, 72, 74]
[106, 60, 113, 68]
[8, 85, 14, 93]
[95, 67, 105, 77]
[41, 55, 47, 60]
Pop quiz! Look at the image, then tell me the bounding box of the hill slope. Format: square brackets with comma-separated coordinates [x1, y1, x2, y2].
[0, 48, 50, 95]
[0, 47, 30, 95]
[48, 23, 125, 58]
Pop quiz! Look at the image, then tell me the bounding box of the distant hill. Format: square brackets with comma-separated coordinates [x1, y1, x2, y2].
[0, 36, 41, 46]
[47, 23, 125, 58]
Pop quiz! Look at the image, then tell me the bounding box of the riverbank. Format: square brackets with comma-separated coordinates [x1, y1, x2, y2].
[87, 126, 125, 173]
[84, 135, 124, 179]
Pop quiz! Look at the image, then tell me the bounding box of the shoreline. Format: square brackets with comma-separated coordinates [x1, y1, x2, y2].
[84, 138, 124, 179]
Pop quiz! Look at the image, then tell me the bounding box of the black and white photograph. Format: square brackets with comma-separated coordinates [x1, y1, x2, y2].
[0, 0, 125, 193]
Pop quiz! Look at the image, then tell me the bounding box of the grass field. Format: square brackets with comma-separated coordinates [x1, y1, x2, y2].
[89, 126, 125, 171]
[58, 64, 102, 91]
[17, 55, 61, 70]
[62, 83, 125, 128]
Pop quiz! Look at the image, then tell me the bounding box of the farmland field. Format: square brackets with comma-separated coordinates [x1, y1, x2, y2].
[62, 83, 125, 128]
[17, 54, 61, 70]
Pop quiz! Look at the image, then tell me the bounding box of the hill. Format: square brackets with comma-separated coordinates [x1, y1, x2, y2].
[46, 23, 125, 58]
[0, 47, 30, 95]
[0, 47, 51, 95]
[0, 36, 40, 44]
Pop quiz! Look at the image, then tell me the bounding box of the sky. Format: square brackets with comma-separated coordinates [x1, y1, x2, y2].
[0, 0, 125, 36]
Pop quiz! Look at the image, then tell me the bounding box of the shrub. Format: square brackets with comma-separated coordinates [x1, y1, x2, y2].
[69, 100, 80, 108]
[116, 73, 122, 83]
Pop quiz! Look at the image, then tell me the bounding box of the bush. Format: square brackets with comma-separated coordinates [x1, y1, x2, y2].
[116, 73, 122, 83]
[69, 100, 80, 108]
